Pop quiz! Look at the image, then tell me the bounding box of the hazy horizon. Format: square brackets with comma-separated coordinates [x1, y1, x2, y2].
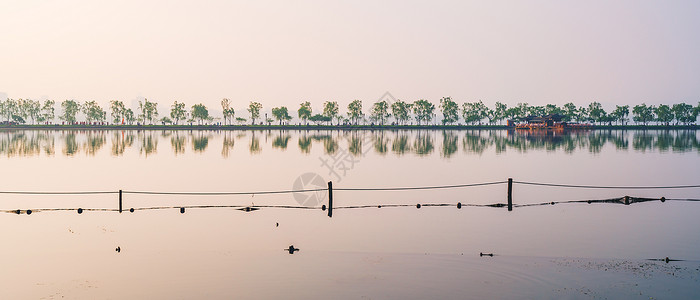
[2, 0, 699, 111]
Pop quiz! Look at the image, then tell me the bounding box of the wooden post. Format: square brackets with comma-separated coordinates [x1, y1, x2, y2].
[327, 181, 333, 218]
[507, 178, 513, 211]
[119, 190, 123, 213]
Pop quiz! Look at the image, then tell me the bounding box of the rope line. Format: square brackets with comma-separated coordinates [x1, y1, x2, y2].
[1, 180, 697, 196]
[0, 191, 117, 195]
[334, 181, 506, 191]
[4, 198, 698, 214]
[121, 188, 327, 196]
[513, 181, 700, 189]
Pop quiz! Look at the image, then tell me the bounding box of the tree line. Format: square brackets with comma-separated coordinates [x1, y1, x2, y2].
[1, 97, 698, 126]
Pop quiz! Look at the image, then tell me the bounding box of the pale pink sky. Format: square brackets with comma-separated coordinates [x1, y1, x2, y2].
[1, 0, 699, 112]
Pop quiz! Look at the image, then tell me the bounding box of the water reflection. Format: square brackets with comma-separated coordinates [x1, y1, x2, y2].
[192, 132, 211, 153]
[171, 132, 187, 155]
[272, 133, 290, 150]
[298, 135, 312, 154]
[221, 132, 235, 157]
[249, 132, 261, 154]
[0, 129, 698, 158]
[112, 131, 134, 156]
[138, 131, 158, 156]
[414, 131, 434, 156]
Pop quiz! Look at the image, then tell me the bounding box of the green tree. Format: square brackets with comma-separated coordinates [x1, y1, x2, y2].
[170, 101, 187, 125]
[654, 104, 673, 126]
[309, 114, 330, 125]
[40, 99, 55, 124]
[370, 100, 391, 125]
[412, 99, 435, 125]
[24, 99, 41, 124]
[190, 104, 210, 125]
[576, 106, 589, 123]
[138, 98, 159, 125]
[632, 103, 654, 125]
[82, 100, 106, 123]
[439, 97, 459, 125]
[347, 100, 364, 125]
[235, 117, 247, 125]
[391, 100, 412, 125]
[3, 99, 20, 122]
[611, 105, 629, 125]
[271, 106, 292, 125]
[298, 101, 312, 124]
[322, 101, 339, 125]
[0, 99, 6, 122]
[110, 100, 126, 124]
[563, 102, 578, 122]
[528, 105, 546, 117]
[515, 103, 530, 118]
[505, 107, 519, 121]
[15, 99, 28, 121]
[544, 104, 564, 115]
[124, 108, 135, 125]
[671, 103, 694, 125]
[60, 100, 80, 124]
[221, 98, 235, 125]
[248, 101, 262, 125]
[462, 101, 488, 125]
[587, 102, 606, 125]
[493, 102, 508, 124]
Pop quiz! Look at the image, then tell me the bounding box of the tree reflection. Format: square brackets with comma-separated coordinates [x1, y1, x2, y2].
[192, 132, 210, 153]
[413, 131, 434, 156]
[0, 129, 697, 158]
[441, 131, 458, 158]
[373, 131, 389, 155]
[63, 132, 79, 156]
[298, 134, 312, 154]
[83, 131, 106, 156]
[249, 131, 261, 154]
[138, 131, 158, 156]
[321, 135, 338, 155]
[392, 131, 412, 155]
[171, 132, 187, 155]
[222, 132, 235, 157]
[111, 131, 134, 156]
[348, 133, 363, 156]
[272, 133, 291, 149]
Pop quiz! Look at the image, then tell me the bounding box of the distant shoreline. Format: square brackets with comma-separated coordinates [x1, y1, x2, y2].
[0, 124, 698, 131]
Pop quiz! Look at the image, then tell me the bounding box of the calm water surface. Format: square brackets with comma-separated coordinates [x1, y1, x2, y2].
[1, 129, 699, 299]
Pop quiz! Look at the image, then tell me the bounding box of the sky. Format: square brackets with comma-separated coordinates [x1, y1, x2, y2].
[1, 0, 699, 113]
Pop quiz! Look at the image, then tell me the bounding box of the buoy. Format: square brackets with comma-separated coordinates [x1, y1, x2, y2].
[115, 247, 121, 253]
[587, 200, 591, 204]
[77, 208, 83, 214]
[276, 223, 279, 227]
[550, 202, 555, 205]
[660, 197, 666, 203]
[321, 205, 326, 211]
[377, 205, 381, 208]
[15, 209, 20, 214]
[416, 204, 421, 209]
[180, 207, 185, 214]
[457, 202, 462, 209]
[129, 208, 135, 213]
[286, 245, 300, 254]
[26, 210, 32, 215]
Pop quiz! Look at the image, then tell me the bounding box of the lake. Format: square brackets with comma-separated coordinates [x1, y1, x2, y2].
[1, 128, 699, 299]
